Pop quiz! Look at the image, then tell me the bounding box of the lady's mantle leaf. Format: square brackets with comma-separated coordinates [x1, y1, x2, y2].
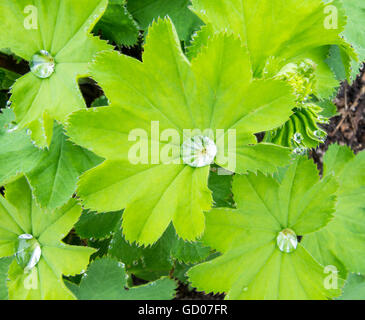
[0, 257, 13, 300]
[338, 0, 365, 81]
[109, 224, 210, 281]
[68, 258, 176, 300]
[337, 274, 365, 300]
[0, 177, 95, 300]
[0, 110, 102, 209]
[191, 0, 348, 76]
[0, 109, 42, 184]
[75, 210, 123, 240]
[67, 18, 295, 245]
[188, 158, 340, 300]
[94, 0, 139, 47]
[0, 0, 112, 147]
[25, 124, 103, 210]
[127, 0, 203, 42]
[303, 145, 365, 277]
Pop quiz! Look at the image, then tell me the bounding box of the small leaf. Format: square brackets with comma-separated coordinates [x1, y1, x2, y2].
[0, 257, 13, 300]
[338, 274, 365, 300]
[109, 224, 210, 281]
[69, 257, 177, 300]
[127, 0, 203, 42]
[26, 123, 103, 209]
[75, 210, 123, 240]
[94, 0, 139, 47]
[0, 109, 42, 185]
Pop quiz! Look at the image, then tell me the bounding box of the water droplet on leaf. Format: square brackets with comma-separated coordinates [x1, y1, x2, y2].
[15, 234, 42, 272]
[30, 50, 55, 79]
[277, 228, 298, 253]
[5, 122, 18, 133]
[181, 135, 217, 168]
[314, 130, 326, 142]
[317, 115, 328, 124]
[293, 132, 303, 144]
[292, 146, 307, 156]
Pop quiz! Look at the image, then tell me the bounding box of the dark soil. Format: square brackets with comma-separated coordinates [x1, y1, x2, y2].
[311, 66, 365, 171]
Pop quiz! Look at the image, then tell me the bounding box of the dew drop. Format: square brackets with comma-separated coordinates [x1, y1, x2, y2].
[293, 132, 303, 144]
[30, 50, 55, 79]
[314, 130, 326, 142]
[317, 115, 328, 124]
[292, 146, 307, 156]
[6, 123, 18, 133]
[15, 234, 42, 272]
[277, 228, 298, 253]
[181, 135, 217, 168]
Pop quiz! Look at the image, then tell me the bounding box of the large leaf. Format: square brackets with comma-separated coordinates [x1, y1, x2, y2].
[191, 0, 347, 77]
[68, 258, 177, 300]
[67, 18, 295, 245]
[303, 145, 365, 277]
[0, 0, 112, 147]
[188, 158, 341, 300]
[0, 177, 95, 300]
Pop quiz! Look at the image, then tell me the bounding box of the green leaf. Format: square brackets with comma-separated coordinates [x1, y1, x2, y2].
[75, 210, 123, 240]
[188, 158, 341, 300]
[0, 111, 102, 209]
[265, 104, 329, 150]
[69, 257, 176, 300]
[338, 273, 365, 300]
[26, 123, 103, 209]
[191, 0, 348, 76]
[94, 0, 139, 47]
[127, 0, 203, 42]
[303, 146, 365, 277]
[0, 68, 20, 90]
[109, 224, 210, 281]
[0, 257, 13, 300]
[341, 0, 365, 80]
[317, 99, 338, 118]
[208, 168, 234, 208]
[0, 0, 112, 147]
[67, 19, 295, 245]
[0, 177, 95, 300]
[0, 109, 42, 185]
[323, 143, 355, 177]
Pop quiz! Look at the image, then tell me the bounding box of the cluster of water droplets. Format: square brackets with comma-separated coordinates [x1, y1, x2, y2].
[30, 50, 55, 79]
[291, 132, 308, 156]
[276, 228, 298, 253]
[15, 234, 41, 273]
[181, 135, 217, 168]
